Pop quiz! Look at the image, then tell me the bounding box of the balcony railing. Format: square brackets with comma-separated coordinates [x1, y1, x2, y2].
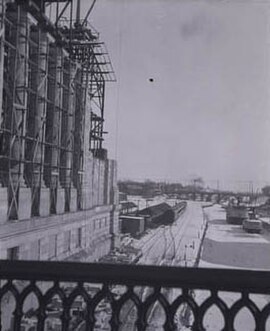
[0, 260, 270, 330]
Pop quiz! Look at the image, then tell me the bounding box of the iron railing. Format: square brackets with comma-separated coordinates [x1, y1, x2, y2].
[0, 260, 270, 330]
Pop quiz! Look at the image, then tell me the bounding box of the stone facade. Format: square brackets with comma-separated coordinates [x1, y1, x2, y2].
[0, 3, 119, 262]
[0, 205, 119, 262]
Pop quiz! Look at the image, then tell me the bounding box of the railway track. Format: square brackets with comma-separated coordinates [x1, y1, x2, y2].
[120, 206, 194, 330]
[139, 205, 201, 329]
[73, 204, 204, 331]
[140, 203, 193, 266]
[74, 203, 205, 330]
[137, 227, 166, 263]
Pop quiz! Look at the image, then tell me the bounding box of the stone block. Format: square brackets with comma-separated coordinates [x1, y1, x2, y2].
[18, 187, 31, 220]
[20, 243, 30, 260]
[56, 239, 63, 257]
[0, 247, 7, 259]
[40, 239, 49, 261]
[56, 188, 65, 214]
[69, 187, 77, 212]
[82, 187, 92, 210]
[0, 187, 8, 224]
[39, 188, 50, 217]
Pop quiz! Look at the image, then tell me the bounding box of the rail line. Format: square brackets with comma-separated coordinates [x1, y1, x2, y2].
[140, 205, 202, 329]
[81, 202, 205, 330]
[120, 205, 193, 330]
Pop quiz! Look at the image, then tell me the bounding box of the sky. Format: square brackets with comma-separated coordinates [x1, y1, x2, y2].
[81, 0, 270, 190]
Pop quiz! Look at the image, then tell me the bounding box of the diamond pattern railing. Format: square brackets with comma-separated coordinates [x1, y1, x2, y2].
[0, 260, 270, 330]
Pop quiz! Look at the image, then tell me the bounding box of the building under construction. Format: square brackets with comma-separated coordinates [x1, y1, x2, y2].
[0, 0, 119, 261]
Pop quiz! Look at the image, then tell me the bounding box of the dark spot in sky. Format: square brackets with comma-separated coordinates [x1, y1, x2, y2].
[149, 78, 154, 82]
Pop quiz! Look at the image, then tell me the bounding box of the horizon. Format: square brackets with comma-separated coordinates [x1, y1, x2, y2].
[118, 176, 269, 193]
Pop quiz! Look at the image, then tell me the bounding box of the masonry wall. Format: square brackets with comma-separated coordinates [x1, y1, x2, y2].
[0, 205, 118, 262]
[0, 152, 119, 262]
[0, 3, 119, 262]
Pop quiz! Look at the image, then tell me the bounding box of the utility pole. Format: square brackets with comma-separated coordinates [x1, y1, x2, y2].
[217, 179, 220, 203]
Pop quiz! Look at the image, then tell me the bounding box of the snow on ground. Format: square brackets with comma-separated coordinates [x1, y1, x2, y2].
[261, 217, 270, 225]
[121, 202, 270, 330]
[132, 201, 206, 267]
[200, 205, 270, 270]
[121, 202, 209, 330]
[197, 205, 270, 331]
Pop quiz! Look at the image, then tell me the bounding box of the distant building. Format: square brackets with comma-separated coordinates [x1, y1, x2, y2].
[118, 180, 163, 197]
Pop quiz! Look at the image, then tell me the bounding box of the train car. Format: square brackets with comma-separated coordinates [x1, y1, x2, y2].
[137, 201, 187, 228]
[243, 207, 263, 234]
[120, 215, 145, 236]
[226, 205, 249, 225]
[173, 201, 187, 219]
[243, 218, 262, 233]
[138, 203, 175, 227]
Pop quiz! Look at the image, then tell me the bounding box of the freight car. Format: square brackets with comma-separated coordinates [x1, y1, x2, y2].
[138, 203, 174, 227]
[173, 201, 187, 219]
[226, 204, 249, 225]
[138, 201, 187, 227]
[120, 215, 145, 236]
[243, 207, 262, 233]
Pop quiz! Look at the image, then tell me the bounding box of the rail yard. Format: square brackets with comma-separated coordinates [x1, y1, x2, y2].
[2, 197, 270, 330]
[104, 198, 270, 330]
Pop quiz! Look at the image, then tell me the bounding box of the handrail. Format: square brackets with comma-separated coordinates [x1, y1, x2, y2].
[1, 260, 270, 330]
[0, 260, 270, 293]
